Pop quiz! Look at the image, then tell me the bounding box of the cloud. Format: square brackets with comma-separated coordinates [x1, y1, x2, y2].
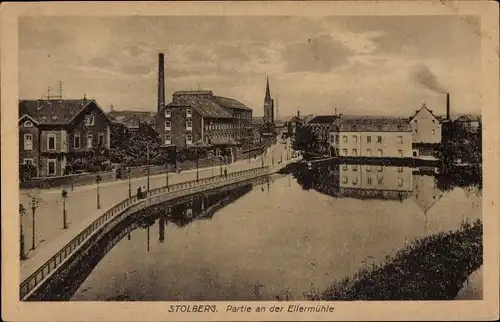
[281, 35, 353, 73]
[124, 44, 146, 57]
[87, 56, 114, 68]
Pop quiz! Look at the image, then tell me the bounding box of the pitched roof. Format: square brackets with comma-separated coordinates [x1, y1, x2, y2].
[18, 99, 108, 125]
[166, 96, 233, 118]
[107, 110, 156, 128]
[214, 96, 252, 111]
[307, 115, 338, 124]
[408, 104, 440, 122]
[454, 114, 481, 122]
[337, 117, 412, 132]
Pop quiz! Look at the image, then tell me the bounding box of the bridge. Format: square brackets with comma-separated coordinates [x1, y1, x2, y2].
[20, 164, 288, 301]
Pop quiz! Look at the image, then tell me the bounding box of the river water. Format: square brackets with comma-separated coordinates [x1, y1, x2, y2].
[71, 163, 482, 301]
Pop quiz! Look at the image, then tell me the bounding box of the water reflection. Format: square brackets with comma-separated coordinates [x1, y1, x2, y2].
[289, 161, 481, 212]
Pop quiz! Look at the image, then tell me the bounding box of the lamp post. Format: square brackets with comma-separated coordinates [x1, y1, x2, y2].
[20, 204, 26, 260]
[212, 155, 215, 177]
[62, 189, 68, 229]
[30, 197, 38, 250]
[165, 162, 169, 188]
[95, 175, 102, 209]
[196, 147, 199, 182]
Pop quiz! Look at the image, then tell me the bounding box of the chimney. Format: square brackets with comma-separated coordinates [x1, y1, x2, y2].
[334, 108, 337, 115]
[446, 92, 450, 120]
[297, 110, 300, 118]
[158, 53, 165, 113]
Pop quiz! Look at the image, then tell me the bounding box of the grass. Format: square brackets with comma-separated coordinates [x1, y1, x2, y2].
[309, 219, 483, 301]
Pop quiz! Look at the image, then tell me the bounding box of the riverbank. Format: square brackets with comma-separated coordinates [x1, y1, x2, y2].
[313, 219, 482, 301]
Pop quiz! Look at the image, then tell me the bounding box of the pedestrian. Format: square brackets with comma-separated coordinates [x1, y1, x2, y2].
[224, 168, 228, 179]
[137, 186, 142, 199]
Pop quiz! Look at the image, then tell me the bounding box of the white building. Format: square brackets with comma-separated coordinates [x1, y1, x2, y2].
[407, 104, 443, 159]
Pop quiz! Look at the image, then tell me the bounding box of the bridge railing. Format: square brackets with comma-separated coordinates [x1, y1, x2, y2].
[20, 166, 269, 300]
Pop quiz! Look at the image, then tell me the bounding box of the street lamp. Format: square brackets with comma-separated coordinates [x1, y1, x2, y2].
[165, 162, 169, 188]
[95, 174, 102, 209]
[146, 143, 150, 192]
[30, 197, 38, 250]
[61, 189, 68, 229]
[19, 204, 26, 260]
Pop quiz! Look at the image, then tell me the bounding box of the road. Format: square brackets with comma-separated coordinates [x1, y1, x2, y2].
[19, 140, 292, 260]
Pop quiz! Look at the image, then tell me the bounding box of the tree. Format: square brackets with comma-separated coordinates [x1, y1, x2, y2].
[292, 126, 318, 153]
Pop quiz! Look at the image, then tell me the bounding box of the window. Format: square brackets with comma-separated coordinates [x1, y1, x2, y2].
[352, 177, 358, 185]
[352, 149, 358, 157]
[165, 121, 171, 131]
[367, 176, 373, 185]
[377, 136, 382, 143]
[352, 135, 357, 143]
[84, 114, 95, 126]
[24, 134, 33, 150]
[342, 149, 348, 156]
[377, 149, 383, 157]
[186, 134, 193, 145]
[343, 135, 347, 143]
[432, 129, 436, 135]
[414, 120, 418, 124]
[47, 159, 56, 175]
[23, 158, 33, 165]
[397, 177, 404, 187]
[165, 134, 171, 145]
[47, 134, 56, 150]
[415, 129, 418, 134]
[216, 148, 221, 156]
[342, 164, 348, 171]
[86, 134, 93, 148]
[165, 109, 171, 118]
[73, 133, 81, 149]
[366, 165, 372, 172]
[186, 120, 193, 131]
[397, 136, 403, 144]
[335, 135, 339, 143]
[398, 150, 403, 157]
[397, 166, 403, 172]
[24, 120, 33, 128]
[186, 109, 192, 118]
[377, 165, 384, 172]
[377, 175, 384, 184]
[366, 149, 372, 157]
[98, 133, 104, 146]
[432, 119, 435, 123]
[352, 165, 358, 171]
[342, 176, 348, 184]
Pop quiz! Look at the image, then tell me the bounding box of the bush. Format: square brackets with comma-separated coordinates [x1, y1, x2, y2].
[315, 219, 483, 301]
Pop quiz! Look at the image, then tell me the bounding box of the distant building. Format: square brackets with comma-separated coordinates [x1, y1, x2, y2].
[154, 90, 252, 160]
[107, 110, 156, 132]
[19, 97, 112, 176]
[303, 115, 338, 143]
[329, 117, 412, 158]
[453, 114, 481, 133]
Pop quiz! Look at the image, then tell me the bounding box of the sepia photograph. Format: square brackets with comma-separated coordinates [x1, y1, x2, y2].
[1, 1, 499, 321]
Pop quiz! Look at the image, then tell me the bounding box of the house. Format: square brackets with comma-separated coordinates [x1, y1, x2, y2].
[303, 115, 338, 144]
[329, 117, 413, 158]
[407, 103, 442, 158]
[154, 90, 252, 161]
[107, 110, 156, 132]
[19, 97, 112, 177]
[453, 114, 481, 133]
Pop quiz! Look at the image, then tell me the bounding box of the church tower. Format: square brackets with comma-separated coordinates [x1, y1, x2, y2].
[263, 76, 274, 126]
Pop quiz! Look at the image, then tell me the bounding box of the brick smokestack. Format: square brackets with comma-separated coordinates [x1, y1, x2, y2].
[157, 53, 165, 112]
[446, 92, 450, 120]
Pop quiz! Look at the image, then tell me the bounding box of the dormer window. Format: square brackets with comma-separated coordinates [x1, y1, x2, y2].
[84, 114, 95, 126]
[23, 120, 33, 128]
[186, 109, 192, 118]
[165, 109, 171, 118]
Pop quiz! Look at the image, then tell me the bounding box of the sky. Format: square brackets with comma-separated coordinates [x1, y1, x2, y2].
[18, 15, 482, 118]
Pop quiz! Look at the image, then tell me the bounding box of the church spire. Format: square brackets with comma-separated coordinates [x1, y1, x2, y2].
[264, 76, 271, 102]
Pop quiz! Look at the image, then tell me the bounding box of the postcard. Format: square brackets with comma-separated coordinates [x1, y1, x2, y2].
[1, 1, 499, 321]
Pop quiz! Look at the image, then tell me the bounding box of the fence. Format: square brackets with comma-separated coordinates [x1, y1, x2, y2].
[19, 166, 270, 300]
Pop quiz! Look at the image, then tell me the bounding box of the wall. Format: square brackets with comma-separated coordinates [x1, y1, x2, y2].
[19, 120, 40, 173]
[410, 108, 442, 144]
[338, 131, 412, 158]
[21, 169, 116, 189]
